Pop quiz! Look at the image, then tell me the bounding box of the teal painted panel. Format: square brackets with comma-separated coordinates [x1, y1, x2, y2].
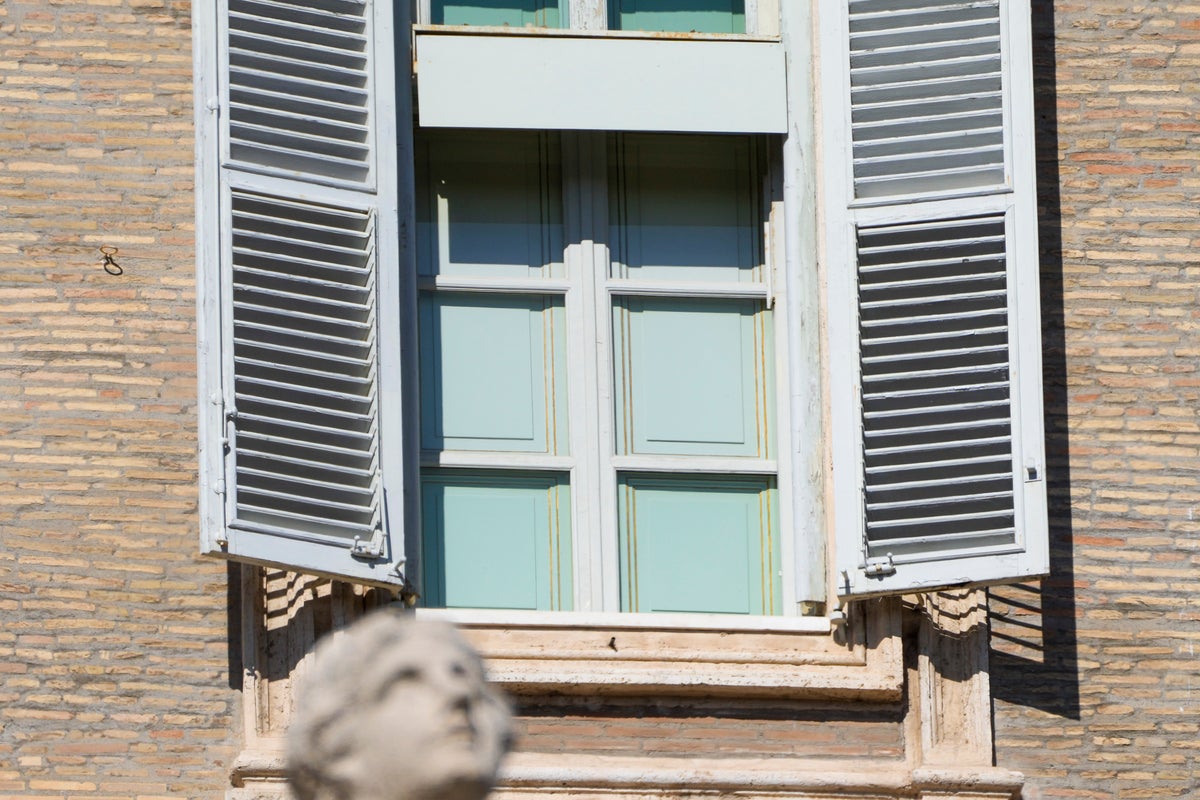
[420, 294, 568, 453]
[611, 0, 744, 33]
[417, 132, 563, 278]
[421, 471, 572, 610]
[618, 475, 779, 614]
[432, 0, 565, 28]
[610, 135, 759, 282]
[613, 297, 773, 457]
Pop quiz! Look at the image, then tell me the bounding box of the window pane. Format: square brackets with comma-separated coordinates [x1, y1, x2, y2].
[610, 135, 760, 282]
[422, 471, 572, 610]
[613, 297, 773, 457]
[417, 132, 563, 278]
[420, 294, 568, 454]
[618, 475, 779, 614]
[610, 0, 745, 35]
[431, 0, 565, 27]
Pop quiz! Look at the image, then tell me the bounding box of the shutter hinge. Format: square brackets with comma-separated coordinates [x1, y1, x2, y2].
[352, 486, 389, 560]
[862, 553, 896, 577]
[206, 96, 220, 114]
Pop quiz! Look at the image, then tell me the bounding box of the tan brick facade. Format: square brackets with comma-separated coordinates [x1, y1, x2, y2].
[0, 0, 241, 795]
[989, 3, 1200, 799]
[2, 1, 1197, 798]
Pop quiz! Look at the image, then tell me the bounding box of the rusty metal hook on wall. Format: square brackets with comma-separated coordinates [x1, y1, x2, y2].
[100, 246, 122, 275]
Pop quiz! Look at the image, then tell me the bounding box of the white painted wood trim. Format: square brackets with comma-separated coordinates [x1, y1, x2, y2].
[418, 276, 573, 294]
[419, 607, 828, 632]
[420, 451, 576, 470]
[781, 0, 826, 608]
[606, 278, 769, 298]
[194, 0, 224, 558]
[415, 32, 787, 133]
[1005, 0, 1050, 578]
[610, 454, 778, 475]
[561, 132, 608, 613]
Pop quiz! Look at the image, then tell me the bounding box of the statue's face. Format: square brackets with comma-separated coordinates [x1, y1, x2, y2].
[362, 626, 511, 800]
[289, 617, 511, 800]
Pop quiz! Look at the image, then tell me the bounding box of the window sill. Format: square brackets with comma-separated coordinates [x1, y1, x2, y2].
[417, 607, 830, 633]
[418, 600, 903, 700]
[413, 24, 781, 43]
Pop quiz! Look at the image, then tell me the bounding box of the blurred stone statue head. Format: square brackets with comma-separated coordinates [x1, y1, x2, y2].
[287, 610, 513, 800]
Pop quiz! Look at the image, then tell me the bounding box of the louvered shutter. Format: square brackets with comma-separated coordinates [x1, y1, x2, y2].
[196, 0, 408, 587]
[822, 0, 1048, 597]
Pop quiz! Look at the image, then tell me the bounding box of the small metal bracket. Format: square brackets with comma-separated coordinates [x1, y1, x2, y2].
[350, 533, 383, 559]
[862, 553, 896, 577]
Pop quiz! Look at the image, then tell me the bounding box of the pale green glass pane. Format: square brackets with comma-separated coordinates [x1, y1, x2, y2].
[432, 0, 564, 27]
[613, 297, 773, 457]
[422, 471, 572, 610]
[611, 0, 744, 33]
[618, 475, 779, 614]
[417, 132, 563, 278]
[609, 135, 758, 282]
[420, 294, 568, 453]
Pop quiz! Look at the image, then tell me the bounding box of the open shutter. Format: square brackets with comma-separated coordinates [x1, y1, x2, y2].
[823, 0, 1048, 598]
[196, 0, 408, 587]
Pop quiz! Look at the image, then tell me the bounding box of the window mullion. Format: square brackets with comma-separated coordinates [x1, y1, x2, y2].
[569, 0, 607, 30]
[561, 132, 611, 613]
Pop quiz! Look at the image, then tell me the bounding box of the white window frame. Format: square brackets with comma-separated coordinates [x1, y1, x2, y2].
[414, 130, 801, 617]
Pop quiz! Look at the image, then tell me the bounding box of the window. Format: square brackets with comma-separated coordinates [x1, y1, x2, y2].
[420, 0, 748, 33]
[415, 131, 782, 613]
[609, 0, 745, 34]
[429, 0, 566, 28]
[195, 0, 1049, 610]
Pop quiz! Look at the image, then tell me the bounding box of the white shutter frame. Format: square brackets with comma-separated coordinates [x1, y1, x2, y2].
[196, 0, 409, 588]
[823, 0, 1047, 598]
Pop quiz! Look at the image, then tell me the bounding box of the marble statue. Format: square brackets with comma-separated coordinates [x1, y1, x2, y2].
[287, 609, 513, 800]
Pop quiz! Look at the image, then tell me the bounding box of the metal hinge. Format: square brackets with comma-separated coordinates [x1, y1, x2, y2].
[862, 553, 896, 577]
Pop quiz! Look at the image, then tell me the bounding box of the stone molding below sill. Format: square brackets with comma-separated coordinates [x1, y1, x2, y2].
[231, 749, 1023, 799]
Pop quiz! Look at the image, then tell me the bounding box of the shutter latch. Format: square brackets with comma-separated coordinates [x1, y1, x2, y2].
[351, 531, 383, 559]
[862, 553, 896, 577]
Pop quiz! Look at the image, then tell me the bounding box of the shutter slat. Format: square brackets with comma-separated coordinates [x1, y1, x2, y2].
[865, 507, 1013, 531]
[863, 434, 1012, 459]
[864, 414, 1011, 440]
[237, 430, 375, 462]
[865, 451, 1010, 476]
[238, 446, 374, 479]
[862, 343, 1008, 366]
[865, 469, 1012, 492]
[239, 465, 376, 495]
[864, 398, 1009, 419]
[867, 488, 1012, 513]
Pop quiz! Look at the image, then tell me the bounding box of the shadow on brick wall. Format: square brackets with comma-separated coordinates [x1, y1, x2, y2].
[987, 0, 1080, 722]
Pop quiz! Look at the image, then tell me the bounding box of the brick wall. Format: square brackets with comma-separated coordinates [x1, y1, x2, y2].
[0, 0, 241, 796]
[990, 2, 1200, 799]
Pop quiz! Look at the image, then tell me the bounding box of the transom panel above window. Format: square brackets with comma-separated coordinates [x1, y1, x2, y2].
[414, 130, 786, 615]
